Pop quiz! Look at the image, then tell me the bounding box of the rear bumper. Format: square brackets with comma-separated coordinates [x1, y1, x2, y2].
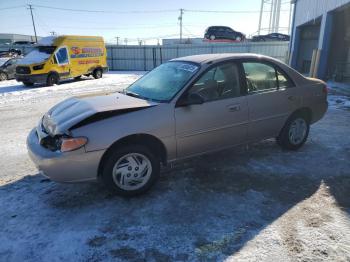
[27, 128, 104, 183]
[311, 101, 328, 124]
[15, 73, 47, 84]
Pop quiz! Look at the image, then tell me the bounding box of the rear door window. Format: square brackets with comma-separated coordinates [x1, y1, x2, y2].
[243, 62, 278, 92]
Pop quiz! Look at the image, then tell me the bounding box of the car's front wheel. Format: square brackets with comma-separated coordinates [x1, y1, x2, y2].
[0, 72, 8, 81]
[277, 113, 310, 150]
[93, 68, 103, 79]
[46, 73, 59, 86]
[101, 145, 160, 196]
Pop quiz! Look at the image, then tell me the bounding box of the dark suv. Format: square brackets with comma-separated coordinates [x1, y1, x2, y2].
[204, 26, 245, 41]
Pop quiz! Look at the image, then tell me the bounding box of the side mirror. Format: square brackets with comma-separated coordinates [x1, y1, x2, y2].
[177, 92, 204, 107]
[188, 93, 204, 105]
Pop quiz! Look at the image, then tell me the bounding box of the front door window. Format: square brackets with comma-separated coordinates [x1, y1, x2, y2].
[55, 47, 69, 65]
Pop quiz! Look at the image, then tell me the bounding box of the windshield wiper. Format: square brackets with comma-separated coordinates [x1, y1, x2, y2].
[123, 89, 165, 103]
[125, 90, 143, 99]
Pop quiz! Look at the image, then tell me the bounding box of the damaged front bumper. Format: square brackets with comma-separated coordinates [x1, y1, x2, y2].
[26, 128, 104, 183]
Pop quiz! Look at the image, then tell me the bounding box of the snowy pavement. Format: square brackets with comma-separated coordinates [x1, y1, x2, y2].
[0, 73, 350, 261]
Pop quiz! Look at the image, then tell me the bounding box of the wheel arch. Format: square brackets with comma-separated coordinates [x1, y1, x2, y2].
[47, 71, 59, 80]
[278, 107, 313, 138]
[290, 107, 313, 123]
[97, 133, 168, 177]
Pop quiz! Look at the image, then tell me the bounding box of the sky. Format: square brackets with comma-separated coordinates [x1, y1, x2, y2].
[0, 0, 293, 44]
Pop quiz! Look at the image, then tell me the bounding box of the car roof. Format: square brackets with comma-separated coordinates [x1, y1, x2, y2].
[171, 53, 275, 65]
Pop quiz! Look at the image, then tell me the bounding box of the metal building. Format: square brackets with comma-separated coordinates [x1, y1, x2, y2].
[289, 0, 350, 82]
[0, 34, 41, 44]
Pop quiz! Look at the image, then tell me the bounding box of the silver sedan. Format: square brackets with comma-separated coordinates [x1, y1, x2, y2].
[27, 53, 328, 196]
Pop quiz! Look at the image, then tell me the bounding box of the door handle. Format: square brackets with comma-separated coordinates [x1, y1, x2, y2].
[228, 105, 240, 112]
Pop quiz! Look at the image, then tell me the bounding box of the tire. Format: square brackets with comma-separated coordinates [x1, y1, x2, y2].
[101, 145, 160, 196]
[23, 81, 34, 87]
[93, 68, 103, 79]
[0, 72, 7, 81]
[209, 35, 216, 40]
[46, 73, 59, 86]
[74, 75, 82, 80]
[277, 113, 310, 150]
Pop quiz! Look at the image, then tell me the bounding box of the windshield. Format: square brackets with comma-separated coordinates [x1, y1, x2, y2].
[126, 61, 199, 102]
[37, 46, 56, 54]
[20, 46, 56, 65]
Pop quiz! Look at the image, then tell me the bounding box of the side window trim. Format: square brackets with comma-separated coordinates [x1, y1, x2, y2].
[54, 46, 70, 65]
[276, 67, 296, 89]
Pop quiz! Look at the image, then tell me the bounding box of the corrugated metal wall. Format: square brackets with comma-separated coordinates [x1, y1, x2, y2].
[0, 42, 289, 71]
[106, 42, 289, 71]
[294, 0, 350, 27]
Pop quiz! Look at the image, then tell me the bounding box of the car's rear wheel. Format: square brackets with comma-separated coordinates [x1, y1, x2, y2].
[0, 72, 7, 81]
[46, 73, 59, 86]
[93, 68, 103, 79]
[23, 81, 34, 87]
[210, 35, 216, 40]
[101, 145, 160, 196]
[277, 113, 310, 150]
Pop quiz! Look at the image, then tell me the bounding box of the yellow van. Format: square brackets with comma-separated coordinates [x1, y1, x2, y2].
[15, 35, 108, 86]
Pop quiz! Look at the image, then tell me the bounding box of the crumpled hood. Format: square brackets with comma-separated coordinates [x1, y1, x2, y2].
[42, 92, 157, 135]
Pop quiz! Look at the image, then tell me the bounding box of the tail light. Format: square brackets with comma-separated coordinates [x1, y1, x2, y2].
[322, 85, 329, 95]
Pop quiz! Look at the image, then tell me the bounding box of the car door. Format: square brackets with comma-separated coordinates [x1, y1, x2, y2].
[242, 60, 301, 142]
[175, 61, 249, 158]
[226, 28, 235, 40]
[54, 46, 70, 79]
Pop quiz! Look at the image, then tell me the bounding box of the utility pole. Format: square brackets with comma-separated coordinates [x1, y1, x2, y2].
[28, 4, 38, 43]
[178, 8, 184, 43]
[258, 0, 265, 35]
[115, 36, 120, 45]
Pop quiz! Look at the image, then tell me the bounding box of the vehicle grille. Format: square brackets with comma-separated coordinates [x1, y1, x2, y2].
[16, 66, 31, 74]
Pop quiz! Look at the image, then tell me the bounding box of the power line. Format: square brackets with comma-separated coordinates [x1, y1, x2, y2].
[184, 8, 289, 13]
[0, 5, 25, 11]
[31, 4, 177, 14]
[47, 24, 178, 30]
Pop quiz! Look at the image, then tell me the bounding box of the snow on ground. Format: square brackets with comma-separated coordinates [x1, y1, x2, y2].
[0, 71, 144, 107]
[0, 73, 349, 261]
[327, 80, 350, 96]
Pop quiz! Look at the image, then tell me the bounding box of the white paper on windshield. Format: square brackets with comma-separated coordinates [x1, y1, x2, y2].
[178, 63, 198, 73]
